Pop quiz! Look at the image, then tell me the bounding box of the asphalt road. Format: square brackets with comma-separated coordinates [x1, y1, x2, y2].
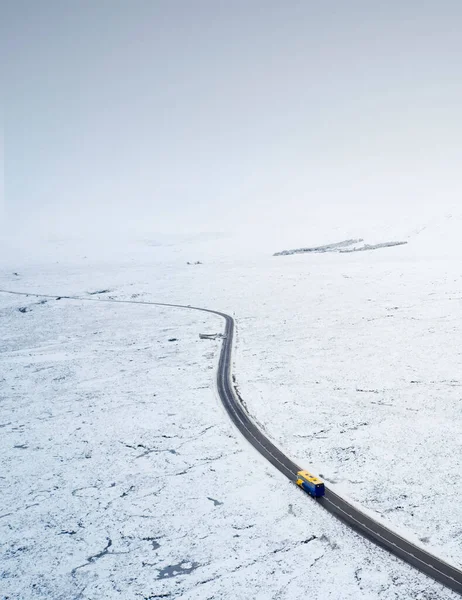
[2, 289, 462, 596]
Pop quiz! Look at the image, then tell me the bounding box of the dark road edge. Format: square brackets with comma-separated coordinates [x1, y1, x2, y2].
[1, 289, 461, 596]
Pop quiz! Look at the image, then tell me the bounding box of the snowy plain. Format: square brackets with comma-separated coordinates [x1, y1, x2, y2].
[1, 213, 461, 599]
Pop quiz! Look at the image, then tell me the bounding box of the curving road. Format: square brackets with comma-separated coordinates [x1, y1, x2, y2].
[2, 289, 462, 596]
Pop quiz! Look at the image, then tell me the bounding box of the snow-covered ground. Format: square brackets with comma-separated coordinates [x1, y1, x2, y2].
[1, 213, 461, 598]
[235, 252, 462, 559]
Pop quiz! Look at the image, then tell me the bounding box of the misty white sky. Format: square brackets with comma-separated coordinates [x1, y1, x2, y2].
[3, 1, 462, 238]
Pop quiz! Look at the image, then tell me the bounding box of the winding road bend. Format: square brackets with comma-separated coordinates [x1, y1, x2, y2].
[2, 289, 462, 596]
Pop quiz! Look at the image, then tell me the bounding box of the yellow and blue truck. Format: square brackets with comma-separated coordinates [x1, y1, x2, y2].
[296, 470, 325, 497]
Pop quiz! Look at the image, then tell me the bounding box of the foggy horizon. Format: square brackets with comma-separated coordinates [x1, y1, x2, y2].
[3, 1, 462, 239]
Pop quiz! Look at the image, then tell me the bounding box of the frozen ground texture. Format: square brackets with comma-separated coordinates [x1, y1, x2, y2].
[1, 213, 462, 599]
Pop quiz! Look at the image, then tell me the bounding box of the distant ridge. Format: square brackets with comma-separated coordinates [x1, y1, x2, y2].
[274, 239, 363, 256]
[274, 239, 407, 256]
[339, 241, 407, 253]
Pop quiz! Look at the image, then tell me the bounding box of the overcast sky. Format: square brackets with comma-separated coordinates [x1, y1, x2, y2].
[3, 1, 462, 237]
